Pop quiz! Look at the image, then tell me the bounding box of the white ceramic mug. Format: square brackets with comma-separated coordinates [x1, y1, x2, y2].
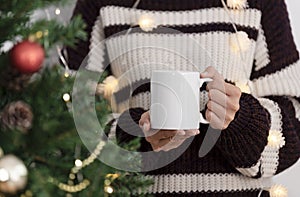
[150, 70, 212, 130]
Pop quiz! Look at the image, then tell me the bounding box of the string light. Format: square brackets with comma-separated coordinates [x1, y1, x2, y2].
[69, 173, 76, 180]
[74, 159, 83, 167]
[56, 45, 72, 81]
[226, 0, 248, 10]
[63, 93, 71, 102]
[230, 31, 251, 53]
[268, 130, 285, 149]
[106, 173, 120, 180]
[20, 190, 33, 197]
[53, 141, 106, 193]
[96, 76, 119, 100]
[235, 81, 251, 93]
[35, 31, 43, 39]
[55, 8, 61, 15]
[104, 179, 111, 186]
[138, 14, 157, 32]
[58, 180, 90, 193]
[104, 186, 114, 194]
[104, 173, 120, 195]
[64, 72, 70, 78]
[269, 184, 288, 197]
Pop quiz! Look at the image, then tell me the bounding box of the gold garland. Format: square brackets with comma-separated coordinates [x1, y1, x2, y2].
[49, 141, 106, 193]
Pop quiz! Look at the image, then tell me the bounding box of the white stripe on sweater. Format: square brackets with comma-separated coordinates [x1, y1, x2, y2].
[87, 14, 106, 72]
[258, 99, 282, 177]
[105, 32, 256, 89]
[250, 60, 300, 97]
[254, 25, 270, 71]
[100, 6, 261, 29]
[142, 173, 272, 194]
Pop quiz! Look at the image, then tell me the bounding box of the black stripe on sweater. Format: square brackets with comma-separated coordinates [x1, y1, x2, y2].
[250, 0, 299, 80]
[67, 0, 261, 70]
[116, 108, 241, 174]
[104, 23, 259, 40]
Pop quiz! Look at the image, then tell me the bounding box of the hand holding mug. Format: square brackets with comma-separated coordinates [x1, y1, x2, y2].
[201, 66, 242, 130]
[139, 111, 200, 152]
[150, 70, 211, 130]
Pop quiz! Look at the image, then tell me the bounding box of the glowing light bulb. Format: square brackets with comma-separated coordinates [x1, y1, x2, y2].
[104, 179, 111, 186]
[96, 76, 119, 100]
[104, 186, 114, 194]
[269, 184, 288, 197]
[63, 93, 71, 102]
[138, 14, 157, 32]
[74, 159, 83, 167]
[64, 72, 70, 78]
[35, 31, 43, 39]
[230, 31, 251, 53]
[106, 173, 120, 180]
[235, 81, 251, 93]
[227, 0, 248, 9]
[268, 130, 285, 149]
[55, 8, 61, 15]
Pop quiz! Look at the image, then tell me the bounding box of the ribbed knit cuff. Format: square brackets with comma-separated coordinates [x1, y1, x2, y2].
[266, 96, 300, 174]
[216, 93, 271, 168]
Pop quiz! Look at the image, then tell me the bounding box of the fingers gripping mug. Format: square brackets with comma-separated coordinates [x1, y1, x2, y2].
[150, 70, 212, 130]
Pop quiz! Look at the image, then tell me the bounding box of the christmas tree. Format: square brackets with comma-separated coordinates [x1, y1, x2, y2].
[0, 0, 153, 196]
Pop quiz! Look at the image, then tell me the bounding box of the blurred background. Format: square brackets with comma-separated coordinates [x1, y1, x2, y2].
[11, 0, 300, 196]
[40, 0, 300, 196]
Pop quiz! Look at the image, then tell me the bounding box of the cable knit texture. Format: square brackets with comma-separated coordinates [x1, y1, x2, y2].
[68, 0, 300, 196]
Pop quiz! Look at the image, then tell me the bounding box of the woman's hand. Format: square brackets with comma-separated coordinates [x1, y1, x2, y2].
[201, 66, 242, 130]
[139, 111, 200, 152]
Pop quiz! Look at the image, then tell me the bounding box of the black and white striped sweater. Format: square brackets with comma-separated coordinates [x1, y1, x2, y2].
[67, 0, 300, 196]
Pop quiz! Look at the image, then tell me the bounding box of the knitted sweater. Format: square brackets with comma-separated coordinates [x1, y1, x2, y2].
[67, 0, 300, 196]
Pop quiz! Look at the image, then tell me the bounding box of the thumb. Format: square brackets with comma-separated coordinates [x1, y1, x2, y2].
[139, 111, 151, 131]
[200, 66, 218, 79]
[142, 122, 150, 132]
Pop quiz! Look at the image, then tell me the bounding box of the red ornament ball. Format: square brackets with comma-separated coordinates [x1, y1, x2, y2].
[10, 40, 45, 74]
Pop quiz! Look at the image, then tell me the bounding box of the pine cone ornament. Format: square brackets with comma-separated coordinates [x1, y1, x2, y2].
[0, 101, 33, 133]
[0, 67, 32, 91]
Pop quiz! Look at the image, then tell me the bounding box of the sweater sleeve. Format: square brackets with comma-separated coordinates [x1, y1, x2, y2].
[66, 0, 111, 74]
[216, 0, 300, 178]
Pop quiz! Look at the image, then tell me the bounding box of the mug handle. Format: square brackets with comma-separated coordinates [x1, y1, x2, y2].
[199, 78, 213, 124]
